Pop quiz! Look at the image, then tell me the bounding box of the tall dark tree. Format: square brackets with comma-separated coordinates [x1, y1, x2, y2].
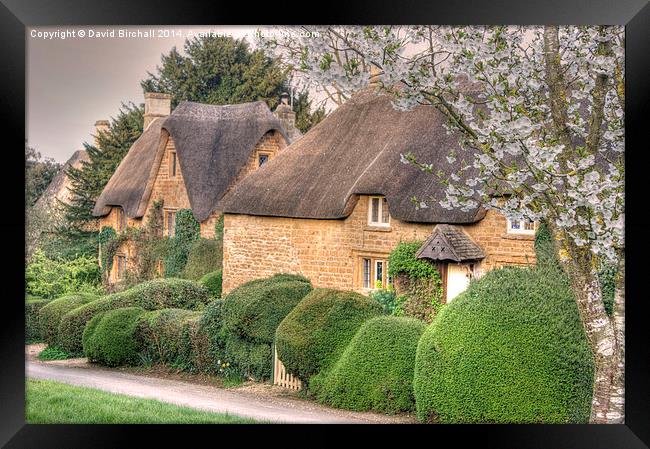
[25, 143, 61, 208]
[141, 35, 325, 127]
[62, 103, 144, 231]
[291, 89, 326, 134]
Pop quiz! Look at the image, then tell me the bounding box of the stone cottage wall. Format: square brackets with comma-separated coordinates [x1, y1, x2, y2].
[222, 197, 537, 295]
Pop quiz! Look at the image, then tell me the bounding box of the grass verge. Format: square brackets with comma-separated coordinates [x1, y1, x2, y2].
[26, 379, 260, 424]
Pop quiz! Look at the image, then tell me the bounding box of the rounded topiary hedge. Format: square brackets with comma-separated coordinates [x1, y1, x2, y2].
[38, 293, 98, 346]
[135, 308, 203, 368]
[26, 296, 50, 343]
[220, 273, 313, 380]
[198, 299, 227, 371]
[414, 264, 594, 423]
[275, 288, 383, 386]
[58, 278, 210, 355]
[199, 270, 223, 299]
[316, 316, 426, 414]
[222, 273, 312, 344]
[83, 307, 146, 367]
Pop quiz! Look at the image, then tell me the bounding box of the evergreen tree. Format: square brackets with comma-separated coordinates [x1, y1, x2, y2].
[292, 89, 326, 134]
[25, 143, 61, 208]
[141, 35, 325, 127]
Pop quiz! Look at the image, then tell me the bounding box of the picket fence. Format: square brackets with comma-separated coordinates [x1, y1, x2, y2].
[272, 346, 302, 391]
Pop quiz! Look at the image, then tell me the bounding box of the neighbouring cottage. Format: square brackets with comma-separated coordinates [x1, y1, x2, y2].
[93, 92, 299, 284]
[219, 86, 537, 302]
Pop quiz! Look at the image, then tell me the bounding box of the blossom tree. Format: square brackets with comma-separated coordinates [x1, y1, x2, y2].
[260, 25, 625, 423]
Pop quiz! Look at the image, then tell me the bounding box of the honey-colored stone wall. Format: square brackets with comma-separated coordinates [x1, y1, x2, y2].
[222, 196, 537, 295]
[231, 130, 287, 187]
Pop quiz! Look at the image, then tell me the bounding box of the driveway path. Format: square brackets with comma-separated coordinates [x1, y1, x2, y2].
[27, 361, 414, 424]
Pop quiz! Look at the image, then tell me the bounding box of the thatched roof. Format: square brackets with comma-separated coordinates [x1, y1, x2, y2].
[92, 118, 166, 218]
[220, 88, 485, 223]
[163, 101, 289, 222]
[93, 101, 289, 222]
[416, 224, 485, 262]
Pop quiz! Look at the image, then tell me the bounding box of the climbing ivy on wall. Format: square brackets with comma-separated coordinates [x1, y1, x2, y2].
[388, 241, 444, 323]
[163, 208, 200, 277]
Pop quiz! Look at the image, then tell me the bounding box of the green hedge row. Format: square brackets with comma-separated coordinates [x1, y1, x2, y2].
[275, 288, 382, 388]
[38, 293, 98, 347]
[200, 270, 223, 299]
[25, 296, 50, 343]
[413, 264, 594, 423]
[58, 278, 210, 355]
[316, 316, 426, 414]
[83, 307, 146, 367]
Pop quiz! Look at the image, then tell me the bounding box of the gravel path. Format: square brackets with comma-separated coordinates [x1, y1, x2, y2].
[26, 359, 415, 424]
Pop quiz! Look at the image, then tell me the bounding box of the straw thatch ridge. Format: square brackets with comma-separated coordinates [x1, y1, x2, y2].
[220, 88, 484, 224]
[92, 118, 166, 218]
[416, 224, 485, 262]
[162, 101, 289, 222]
[93, 101, 289, 221]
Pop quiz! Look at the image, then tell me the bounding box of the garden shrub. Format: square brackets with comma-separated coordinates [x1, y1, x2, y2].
[26, 250, 102, 299]
[58, 278, 210, 355]
[316, 316, 426, 414]
[26, 296, 50, 343]
[83, 307, 146, 367]
[198, 299, 228, 372]
[369, 288, 401, 315]
[39, 293, 98, 346]
[135, 308, 203, 369]
[220, 273, 313, 380]
[164, 209, 200, 277]
[275, 288, 382, 387]
[413, 264, 594, 423]
[387, 241, 443, 322]
[199, 270, 223, 299]
[182, 238, 223, 281]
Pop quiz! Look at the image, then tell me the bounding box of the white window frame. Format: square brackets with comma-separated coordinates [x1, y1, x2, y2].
[368, 196, 390, 227]
[360, 256, 391, 291]
[506, 217, 536, 235]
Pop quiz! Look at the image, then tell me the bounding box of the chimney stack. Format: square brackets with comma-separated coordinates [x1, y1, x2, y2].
[143, 92, 172, 129]
[273, 92, 301, 142]
[93, 120, 110, 146]
[369, 64, 383, 88]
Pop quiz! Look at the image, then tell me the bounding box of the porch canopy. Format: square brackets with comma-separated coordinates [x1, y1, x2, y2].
[416, 224, 485, 262]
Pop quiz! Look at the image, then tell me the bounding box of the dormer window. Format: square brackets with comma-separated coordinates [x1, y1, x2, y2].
[258, 153, 270, 167]
[507, 217, 536, 235]
[368, 196, 390, 227]
[169, 150, 177, 177]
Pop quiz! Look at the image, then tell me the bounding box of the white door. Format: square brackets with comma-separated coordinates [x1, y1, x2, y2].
[446, 263, 471, 303]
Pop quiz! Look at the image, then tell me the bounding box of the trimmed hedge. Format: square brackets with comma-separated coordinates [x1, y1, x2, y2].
[26, 296, 50, 343]
[316, 316, 426, 414]
[39, 293, 98, 346]
[83, 307, 146, 367]
[414, 264, 594, 423]
[58, 278, 210, 355]
[200, 270, 223, 299]
[182, 238, 223, 281]
[135, 308, 203, 369]
[275, 288, 383, 386]
[198, 299, 228, 373]
[221, 274, 312, 380]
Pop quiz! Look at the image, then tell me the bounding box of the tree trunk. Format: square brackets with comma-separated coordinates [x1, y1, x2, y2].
[548, 224, 624, 423]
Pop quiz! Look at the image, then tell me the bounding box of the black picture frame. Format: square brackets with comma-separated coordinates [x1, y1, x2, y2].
[3, 0, 649, 446]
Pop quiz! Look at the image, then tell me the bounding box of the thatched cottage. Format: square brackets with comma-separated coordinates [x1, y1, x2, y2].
[93, 92, 299, 284]
[219, 87, 537, 301]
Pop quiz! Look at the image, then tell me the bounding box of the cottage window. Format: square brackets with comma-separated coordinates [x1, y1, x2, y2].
[258, 153, 270, 167]
[360, 256, 390, 290]
[507, 217, 536, 235]
[116, 207, 127, 232]
[169, 151, 177, 177]
[115, 254, 127, 280]
[164, 209, 176, 237]
[368, 196, 390, 227]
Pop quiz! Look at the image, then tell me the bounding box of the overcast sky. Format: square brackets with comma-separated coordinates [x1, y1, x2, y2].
[27, 26, 261, 163]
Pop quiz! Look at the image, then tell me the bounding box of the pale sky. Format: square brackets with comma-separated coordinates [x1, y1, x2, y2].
[27, 26, 265, 163]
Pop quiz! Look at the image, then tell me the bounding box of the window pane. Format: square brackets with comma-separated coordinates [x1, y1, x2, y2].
[371, 198, 379, 223]
[375, 261, 383, 287]
[363, 258, 371, 289]
[524, 220, 535, 231]
[381, 198, 389, 223]
[171, 152, 177, 176]
[258, 154, 269, 166]
[510, 219, 521, 230]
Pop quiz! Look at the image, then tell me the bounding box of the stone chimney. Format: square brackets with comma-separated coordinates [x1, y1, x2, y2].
[93, 120, 110, 146]
[143, 92, 172, 129]
[369, 64, 383, 88]
[273, 92, 302, 142]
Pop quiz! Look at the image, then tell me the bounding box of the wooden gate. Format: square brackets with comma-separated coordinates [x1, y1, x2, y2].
[272, 346, 302, 391]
